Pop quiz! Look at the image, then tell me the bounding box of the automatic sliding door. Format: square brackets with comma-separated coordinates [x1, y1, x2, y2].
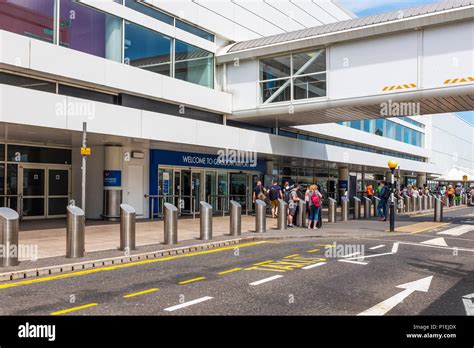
[22, 167, 45, 218]
[47, 169, 69, 217]
[217, 172, 228, 212]
[230, 173, 247, 212]
[182, 170, 191, 213]
[205, 171, 217, 211]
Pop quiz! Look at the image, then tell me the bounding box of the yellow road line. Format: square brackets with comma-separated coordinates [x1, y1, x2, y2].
[410, 223, 450, 234]
[465, 213, 474, 217]
[315, 244, 334, 248]
[283, 254, 299, 259]
[218, 268, 242, 275]
[0, 241, 267, 290]
[253, 260, 274, 266]
[51, 303, 98, 316]
[179, 277, 206, 285]
[307, 248, 320, 253]
[123, 288, 159, 298]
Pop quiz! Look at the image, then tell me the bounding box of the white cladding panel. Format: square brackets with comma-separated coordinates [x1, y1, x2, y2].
[226, 60, 259, 111]
[422, 21, 474, 89]
[329, 32, 418, 99]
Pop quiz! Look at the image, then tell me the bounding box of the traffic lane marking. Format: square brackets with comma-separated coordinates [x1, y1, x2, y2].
[302, 262, 327, 270]
[218, 268, 242, 275]
[369, 245, 385, 250]
[437, 224, 473, 236]
[307, 248, 320, 253]
[250, 275, 283, 286]
[123, 288, 159, 298]
[179, 277, 206, 285]
[385, 222, 449, 233]
[164, 296, 213, 312]
[284, 254, 300, 258]
[244, 256, 327, 273]
[0, 241, 268, 290]
[338, 259, 368, 265]
[51, 303, 98, 316]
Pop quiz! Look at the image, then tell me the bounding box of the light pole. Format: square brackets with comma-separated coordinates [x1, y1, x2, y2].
[388, 160, 398, 232]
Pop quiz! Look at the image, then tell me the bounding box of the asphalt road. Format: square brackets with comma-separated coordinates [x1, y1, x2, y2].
[1, 207, 473, 316]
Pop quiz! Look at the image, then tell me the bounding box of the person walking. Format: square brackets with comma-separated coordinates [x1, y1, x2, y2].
[447, 184, 455, 206]
[307, 184, 322, 229]
[268, 180, 282, 218]
[377, 181, 390, 221]
[366, 184, 374, 200]
[252, 180, 266, 204]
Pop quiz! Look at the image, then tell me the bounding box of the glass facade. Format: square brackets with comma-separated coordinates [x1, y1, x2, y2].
[0, 0, 215, 88]
[175, 40, 214, 88]
[60, 0, 122, 62]
[124, 21, 172, 76]
[0, 0, 55, 43]
[337, 118, 424, 147]
[259, 50, 326, 103]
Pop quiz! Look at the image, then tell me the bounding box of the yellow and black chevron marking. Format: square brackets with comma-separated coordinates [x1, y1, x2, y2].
[382, 83, 417, 91]
[443, 76, 474, 85]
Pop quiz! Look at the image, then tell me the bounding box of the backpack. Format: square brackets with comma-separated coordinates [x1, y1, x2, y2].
[269, 186, 278, 200]
[311, 193, 321, 207]
[284, 190, 291, 203]
[382, 187, 391, 200]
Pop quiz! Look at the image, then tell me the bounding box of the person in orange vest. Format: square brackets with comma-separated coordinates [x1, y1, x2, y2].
[366, 184, 374, 199]
[447, 184, 455, 207]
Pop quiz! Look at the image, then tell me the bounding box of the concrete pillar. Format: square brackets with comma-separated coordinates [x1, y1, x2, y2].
[417, 173, 427, 187]
[266, 160, 273, 176]
[103, 145, 123, 221]
[338, 167, 349, 200]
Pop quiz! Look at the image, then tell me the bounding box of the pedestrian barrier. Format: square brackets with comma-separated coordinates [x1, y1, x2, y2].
[297, 200, 307, 227]
[163, 203, 178, 245]
[363, 197, 372, 219]
[434, 197, 443, 222]
[66, 201, 85, 259]
[200, 201, 213, 240]
[255, 199, 266, 233]
[340, 197, 349, 221]
[0, 207, 19, 267]
[462, 194, 467, 205]
[421, 195, 427, 211]
[441, 195, 448, 206]
[373, 196, 380, 217]
[403, 195, 410, 213]
[397, 197, 403, 214]
[426, 194, 432, 210]
[328, 198, 337, 223]
[119, 203, 136, 252]
[411, 196, 417, 212]
[229, 200, 241, 236]
[353, 197, 361, 220]
[277, 199, 288, 230]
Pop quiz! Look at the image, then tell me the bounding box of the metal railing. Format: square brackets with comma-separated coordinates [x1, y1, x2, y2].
[0, 194, 23, 220]
[206, 194, 249, 216]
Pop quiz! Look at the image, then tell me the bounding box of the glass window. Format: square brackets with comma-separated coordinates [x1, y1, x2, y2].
[363, 119, 373, 133]
[350, 120, 361, 130]
[0, 0, 55, 43]
[124, 21, 172, 76]
[58, 84, 118, 104]
[124, 0, 174, 25]
[174, 40, 214, 88]
[0, 72, 56, 93]
[395, 123, 403, 141]
[293, 73, 326, 99]
[412, 130, 419, 146]
[404, 127, 411, 144]
[375, 119, 384, 136]
[261, 79, 290, 103]
[386, 120, 395, 139]
[7, 145, 71, 164]
[260, 55, 291, 80]
[176, 19, 214, 42]
[59, 0, 122, 62]
[292, 50, 326, 75]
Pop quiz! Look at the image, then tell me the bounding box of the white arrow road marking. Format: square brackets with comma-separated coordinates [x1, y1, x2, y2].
[347, 243, 399, 261]
[358, 276, 433, 316]
[250, 275, 283, 286]
[438, 225, 473, 236]
[462, 294, 474, 316]
[369, 245, 385, 250]
[391, 242, 399, 253]
[421, 237, 448, 247]
[302, 262, 327, 270]
[164, 296, 213, 312]
[342, 252, 361, 258]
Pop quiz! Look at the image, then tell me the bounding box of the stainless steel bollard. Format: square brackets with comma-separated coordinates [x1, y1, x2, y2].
[421, 195, 427, 211]
[277, 199, 288, 230]
[0, 207, 19, 267]
[426, 194, 432, 210]
[200, 201, 213, 240]
[403, 195, 410, 213]
[66, 203, 85, 259]
[462, 194, 467, 205]
[119, 203, 136, 252]
[341, 197, 349, 221]
[373, 196, 380, 217]
[255, 199, 266, 233]
[229, 200, 241, 236]
[353, 197, 361, 219]
[363, 197, 371, 219]
[328, 198, 337, 223]
[434, 197, 443, 222]
[297, 200, 307, 227]
[411, 196, 417, 212]
[163, 203, 178, 245]
[441, 195, 448, 207]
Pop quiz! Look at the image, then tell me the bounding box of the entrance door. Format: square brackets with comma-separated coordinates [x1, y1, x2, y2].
[230, 173, 247, 212]
[22, 167, 46, 218]
[192, 171, 202, 213]
[182, 170, 191, 213]
[127, 165, 144, 216]
[20, 165, 71, 219]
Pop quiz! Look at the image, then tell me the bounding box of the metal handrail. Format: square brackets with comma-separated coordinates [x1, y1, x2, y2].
[206, 194, 250, 216]
[0, 194, 23, 220]
[145, 194, 197, 220]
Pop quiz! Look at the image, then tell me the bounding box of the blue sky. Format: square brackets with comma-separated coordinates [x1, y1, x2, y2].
[338, 0, 474, 125]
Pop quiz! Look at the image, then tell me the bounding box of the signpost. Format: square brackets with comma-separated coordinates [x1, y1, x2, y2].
[81, 122, 88, 214]
[388, 160, 398, 232]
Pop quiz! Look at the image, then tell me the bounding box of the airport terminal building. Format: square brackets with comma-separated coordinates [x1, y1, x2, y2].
[0, 0, 473, 220]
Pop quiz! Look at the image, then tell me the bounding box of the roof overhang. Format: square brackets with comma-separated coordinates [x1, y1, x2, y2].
[216, 3, 474, 64]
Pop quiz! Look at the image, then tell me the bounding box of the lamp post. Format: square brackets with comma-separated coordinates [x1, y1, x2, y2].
[388, 160, 398, 232]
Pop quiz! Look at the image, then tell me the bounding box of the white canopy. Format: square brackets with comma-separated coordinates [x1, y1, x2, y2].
[433, 166, 474, 182]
